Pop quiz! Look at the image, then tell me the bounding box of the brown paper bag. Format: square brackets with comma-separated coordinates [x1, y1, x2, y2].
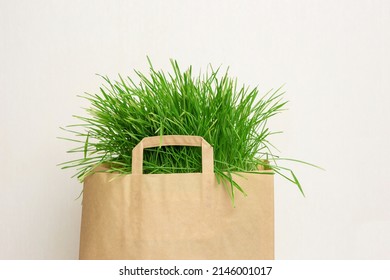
[79, 135, 274, 259]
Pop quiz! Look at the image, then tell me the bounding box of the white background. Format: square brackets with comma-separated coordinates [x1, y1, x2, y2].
[1, 0, 389, 259]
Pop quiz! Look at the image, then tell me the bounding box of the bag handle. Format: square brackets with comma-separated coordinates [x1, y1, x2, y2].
[131, 135, 214, 175]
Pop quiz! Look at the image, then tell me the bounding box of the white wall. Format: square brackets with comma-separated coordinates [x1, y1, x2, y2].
[1, 0, 389, 259]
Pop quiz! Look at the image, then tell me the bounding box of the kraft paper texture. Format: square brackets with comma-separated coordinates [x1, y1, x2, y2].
[79, 136, 274, 260]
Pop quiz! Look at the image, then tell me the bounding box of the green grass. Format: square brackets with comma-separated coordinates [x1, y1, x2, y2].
[60, 59, 316, 202]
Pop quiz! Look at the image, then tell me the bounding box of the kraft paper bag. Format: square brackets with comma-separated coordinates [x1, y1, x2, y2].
[79, 135, 274, 260]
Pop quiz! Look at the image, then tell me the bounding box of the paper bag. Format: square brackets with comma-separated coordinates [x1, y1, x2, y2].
[79, 135, 274, 259]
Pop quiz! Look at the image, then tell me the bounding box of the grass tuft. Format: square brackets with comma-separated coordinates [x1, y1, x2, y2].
[60, 59, 310, 201]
